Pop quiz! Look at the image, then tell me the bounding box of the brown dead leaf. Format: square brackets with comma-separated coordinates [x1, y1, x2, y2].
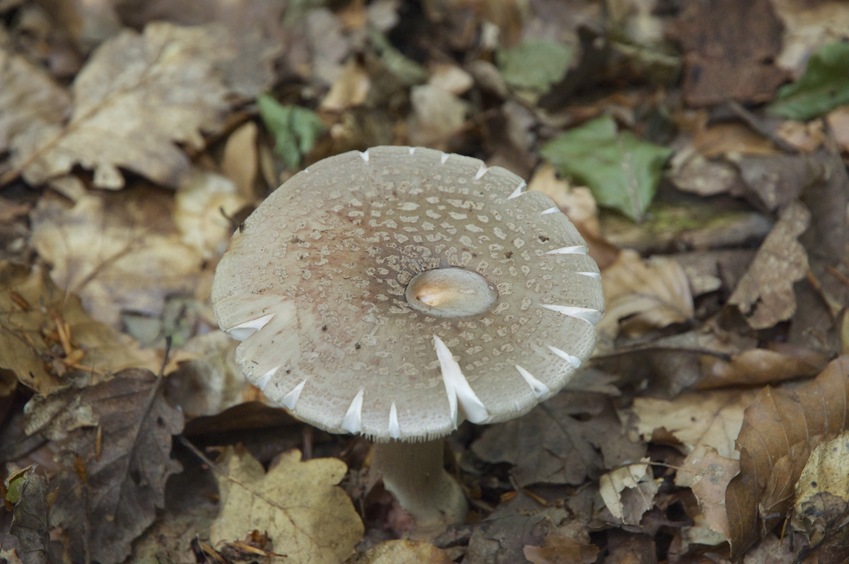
[408, 84, 468, 148]
[726, 356, 849, 557]
[31, 187, 202, 327]
[772, 0, 849, 76]
[8, 22, 232, 189]
[676, 0, 786, 106]
[321, 58, 372, 112]
[8, 467, 49, 562]
[729, 201, 810, 329]
[0, 262, 160, 394]
[735, 154, 822, 212]
[25, 369, 184, 563]
[827, 107, 849, 155]
[598, 249, 694, 342]
[210, 447, 363, 563]
[220, 121, 259, 201]
[473, 394, 644, 487]
[697, 346, 828, 389]
[0, 49, 70, 154]
[359, 540, 452, 564]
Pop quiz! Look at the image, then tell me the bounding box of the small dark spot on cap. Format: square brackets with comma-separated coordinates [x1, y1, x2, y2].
[285, 369, 292, 374]
[811, 480, 818, 488]
[505, 251, 513, 259]
[354, 343, 362, 350]
[321, 325, 328, 332]
[538, 235, 550, 243]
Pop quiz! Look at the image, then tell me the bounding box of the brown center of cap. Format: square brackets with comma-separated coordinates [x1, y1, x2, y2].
[405, 267, 498, 318]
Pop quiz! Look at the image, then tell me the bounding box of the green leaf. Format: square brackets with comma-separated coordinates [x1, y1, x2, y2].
[258, 95, 325, 169]
[541, 115, 672, 222]
[497, 40, 572, 93]
[767, 42, 849, 120]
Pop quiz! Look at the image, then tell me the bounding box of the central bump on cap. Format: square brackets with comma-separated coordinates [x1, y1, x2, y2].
[405, 267, 497, 318]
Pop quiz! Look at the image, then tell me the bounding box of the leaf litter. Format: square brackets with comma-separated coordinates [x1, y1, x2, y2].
[1, 1, 849, 562]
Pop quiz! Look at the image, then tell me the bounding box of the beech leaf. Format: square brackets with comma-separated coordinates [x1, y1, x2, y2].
[210, 448, 363, 563]
[725, 356, 849, 557]
[541, 115, 672, 222]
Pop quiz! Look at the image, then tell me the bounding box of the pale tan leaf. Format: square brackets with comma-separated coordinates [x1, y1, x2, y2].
[598, 249, 694, 340]
[11, 22, 232, 189]
[729, 201, 810, 329]
[210, 448, 363, 563]
[598, 460, 657, 525]
[31, 187, 202, 327]
[0, 49, 70, 153]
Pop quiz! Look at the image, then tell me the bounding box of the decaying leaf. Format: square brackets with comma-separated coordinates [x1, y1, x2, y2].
[598, 249, 694, 341]
[258, 95, 325, 170]
[9, 22, 232, 189]
[25, 369, 184, 563]
[31, 188, 202, 327]
[790, 431, 849, 559]
[729, 201, 810, 329]
[726, 356, 849, 557]
[541, 115, 673, 222]
[210, 447, 363, 563]
[497, 39, 572, 95]
[473, 394, 643, 487]
[8, 468, 49, 563]
[598, 460, 658, 525]
[0, 262, 159, 394]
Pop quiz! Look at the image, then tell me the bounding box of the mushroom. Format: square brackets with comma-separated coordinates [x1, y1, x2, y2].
[211, 146, 604, 531]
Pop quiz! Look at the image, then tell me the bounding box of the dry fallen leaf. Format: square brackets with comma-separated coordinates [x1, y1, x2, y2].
[210, 447, 363, 563]
[598, 460, 658, 526]
[634, 388, 760, 539]
[31, 187, 202, 327]
[8, 22, 232, 189]
[790, 431, 849, 559]
[25, 369, 184, 563]
[0, 49, 70, 154]
[0, 262, 160, 394]
[729, 201, 810, 329]
[523, 521, 599, 564]
[726, 356, 849, 557]
[598, 249, 694, 341]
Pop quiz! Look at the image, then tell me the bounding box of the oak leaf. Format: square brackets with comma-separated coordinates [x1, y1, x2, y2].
[210, 448, 363, 563]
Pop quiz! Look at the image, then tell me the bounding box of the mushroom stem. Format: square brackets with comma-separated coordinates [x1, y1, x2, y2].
[375, 439, 467, 532]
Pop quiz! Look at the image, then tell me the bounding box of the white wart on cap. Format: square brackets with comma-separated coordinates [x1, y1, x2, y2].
[212, 146, 604, 441]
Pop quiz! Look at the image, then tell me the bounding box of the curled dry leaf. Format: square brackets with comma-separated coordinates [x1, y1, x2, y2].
[31, 188, 202, 327]
[25, 369, 184, 564]
[9, 22, 232, 189]
[598, 249, 694, 341]
[210, 448, 363, 563]
[729, 201, 810, 329]
[726, 356, 849, 557]
[0, 262, 159, 395]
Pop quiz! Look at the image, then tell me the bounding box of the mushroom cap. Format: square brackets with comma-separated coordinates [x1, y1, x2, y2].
[212, 146, 604, 441]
